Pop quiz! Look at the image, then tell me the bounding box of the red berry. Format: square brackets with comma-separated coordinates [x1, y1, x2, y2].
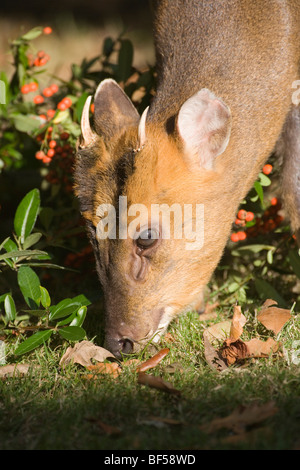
[270, 197, 278, 206]
[245, 211, 254, 222]
[35, 150, 45, 160]
[47, 148, 55, 158]
[39, 55, 50, 66]
[37, 50, 46, 58]
[237, 231, 247, 241]
[21, 84, 30, 94]
[43, 26, 53, 35]
[39, 114, 47, 121]
[231, 233, 240, 243]
[42, 156, 52, 164]
[57, 101, 67, 110]
[63, 97, 72, 107]
[33, 95, 44, 104]
[29, 82, 38, 92]
[43, 87, 53, 97]
[49, 140, 57, 149]
[58, 97, 72, 110]
[47, 109, 56, 118]
[49, 84, 59, 94]
[237, 210, 247, 220]
[263, 164, 272, 175]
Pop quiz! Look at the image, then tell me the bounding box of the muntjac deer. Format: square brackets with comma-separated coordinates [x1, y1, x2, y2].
[75, 0, 300, 358]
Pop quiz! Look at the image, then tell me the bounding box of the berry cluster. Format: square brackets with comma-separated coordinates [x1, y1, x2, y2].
[35, 128, 70, 163]
[245, 198, 283, 238]
[230, 164, 285, 243]
[27, 50, 50, 68]
[231, 198, 283, 243]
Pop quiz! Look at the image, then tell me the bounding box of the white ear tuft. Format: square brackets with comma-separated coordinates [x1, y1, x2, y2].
[177, 88, 231, 170]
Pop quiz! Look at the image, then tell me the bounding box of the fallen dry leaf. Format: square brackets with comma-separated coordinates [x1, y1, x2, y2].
[138, 372, 181, 396]
[228, 305, 247, 343]
[203, 320, 232, 346]
[245, 337, 280, 357]
[0, 363, 34, 378]
[204, 303, 281, 367]
[220, 339, 248, 365]
[59, 340, 115, 367]
[258, 304, 291, 335]
[200, 401, 278, 435]
[137, 348, 170, 372]
[85, 362, 121, 379]
[203, 335, 228, 371]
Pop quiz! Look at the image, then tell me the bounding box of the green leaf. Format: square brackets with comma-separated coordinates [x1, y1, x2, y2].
[58, 326, 86, 341]
[258, 172, 271, 187]
[288, 249, 300, 279]
[70, 306, 87, 327]
[4, 294, 16, 322]
[235, 244, 275, 254]
[14, 189, 40, 244]
[117, 39, 133, 82]
[14, 330, 53, 355]
[71, 294, 91, 307]
[254, 278, 287, 307]
[253, 181, 264, 205]
[11, 114, 42, 133]
[0, 249, 48, 261]
[17, 266, 41, 308]
[21, 27, 43, 41]
[0, 237, 12, 251]
[23, 232, 43, 249]
[49, 298, 82, 321]
[40, 286, 51, 308]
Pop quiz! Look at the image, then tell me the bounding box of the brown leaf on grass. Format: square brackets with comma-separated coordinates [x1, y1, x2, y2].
[245, 337, 280, 357]
[203, 320, 232, 346]
[85, 362, 121, 379]
[138, 372, 181, 396]
[257, 303, 291, 335]
[0, 363, 34, 378]
[220, 339, 249, 365]
[59, 340, 115, 367]
[203, 335, 228, 371]
[137, 348, 170, 372]
[200, 401, 278, 435]
[228, 305, 247, 343]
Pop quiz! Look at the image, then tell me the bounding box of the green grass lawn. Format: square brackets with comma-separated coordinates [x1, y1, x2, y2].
[1, 308, 300, 450]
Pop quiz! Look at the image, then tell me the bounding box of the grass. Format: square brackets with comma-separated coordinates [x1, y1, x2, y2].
[1, 307, 300, 450]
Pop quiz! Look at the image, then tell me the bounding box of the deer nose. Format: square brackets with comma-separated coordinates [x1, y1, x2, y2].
[105, 336, 134, 359]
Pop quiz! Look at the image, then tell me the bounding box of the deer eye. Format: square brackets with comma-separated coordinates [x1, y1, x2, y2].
[136, 228, 159, 249]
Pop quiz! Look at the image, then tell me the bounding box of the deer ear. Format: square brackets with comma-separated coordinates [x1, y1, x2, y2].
[177, 88, 231, 170]
[93, 79, 139, 140]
